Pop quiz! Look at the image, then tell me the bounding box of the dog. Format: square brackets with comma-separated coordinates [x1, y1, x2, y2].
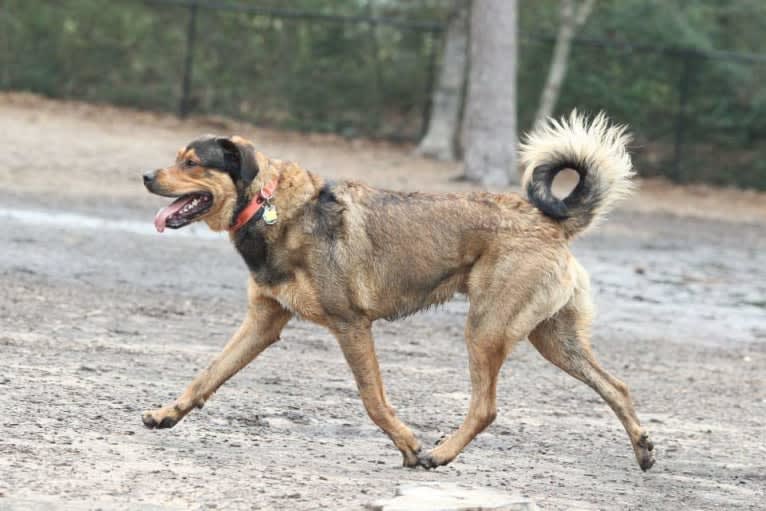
[141, 112, 655, 471]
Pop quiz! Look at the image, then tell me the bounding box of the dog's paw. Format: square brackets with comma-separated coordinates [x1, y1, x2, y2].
[142, 408, 180, 430]
[402, 453, 419, 468]
[416, 450, 451, 470]
[401, 444, 422, 468]
[635, 431, 656, 471]
[417, 453, 438, 470]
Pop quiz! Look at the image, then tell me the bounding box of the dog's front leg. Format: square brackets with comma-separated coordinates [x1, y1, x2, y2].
[142, 293, 291, 429]
[332, 322, 422, 467]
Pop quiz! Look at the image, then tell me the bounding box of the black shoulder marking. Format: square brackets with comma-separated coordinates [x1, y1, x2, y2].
[313, 181, 344, 242]
[318, 181, 338, 204]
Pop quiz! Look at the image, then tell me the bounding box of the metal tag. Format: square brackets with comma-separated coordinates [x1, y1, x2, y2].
[262, 204, 278, 225]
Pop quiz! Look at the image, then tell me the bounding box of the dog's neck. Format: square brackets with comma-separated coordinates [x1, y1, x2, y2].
[228, 161, 320, 287]
[245, 163, 312, 224]
[230, 181, 266, 231]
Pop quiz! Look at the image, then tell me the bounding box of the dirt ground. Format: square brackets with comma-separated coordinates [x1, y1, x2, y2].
[1, 93, 764, 510]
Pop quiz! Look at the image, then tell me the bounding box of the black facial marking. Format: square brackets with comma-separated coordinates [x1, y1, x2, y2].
[186, 135, 227, 170]
[183, 135, 259, 187]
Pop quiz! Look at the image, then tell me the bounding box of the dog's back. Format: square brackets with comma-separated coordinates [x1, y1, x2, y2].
[300, 112, 634, 325]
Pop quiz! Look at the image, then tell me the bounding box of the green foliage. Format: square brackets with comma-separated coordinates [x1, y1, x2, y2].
[0, 0, 186, 110]
[519, 0, 766, 189]
[0, 0, 442, 140]
[1, 0, 764, 188]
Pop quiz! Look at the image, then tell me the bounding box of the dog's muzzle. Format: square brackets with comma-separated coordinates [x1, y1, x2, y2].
[143, 170, 158, 190]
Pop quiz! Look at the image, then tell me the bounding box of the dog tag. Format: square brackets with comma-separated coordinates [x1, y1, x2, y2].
[262, 204, 278, 225]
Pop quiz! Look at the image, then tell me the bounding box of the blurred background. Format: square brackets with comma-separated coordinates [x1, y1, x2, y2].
[2, 0, 765, 188]
[1, 2, 765, 510]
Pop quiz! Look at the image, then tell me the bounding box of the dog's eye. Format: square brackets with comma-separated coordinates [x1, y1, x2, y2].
[185, 159, 197, 168]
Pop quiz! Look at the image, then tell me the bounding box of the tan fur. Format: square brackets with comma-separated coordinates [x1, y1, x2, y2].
[142, 116, 655, 471]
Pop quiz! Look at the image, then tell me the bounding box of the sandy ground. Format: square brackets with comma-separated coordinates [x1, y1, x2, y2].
[0, 93, 765, 510]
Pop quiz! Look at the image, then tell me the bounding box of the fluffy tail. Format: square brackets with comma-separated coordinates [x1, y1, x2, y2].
[520, 111, 635, 238]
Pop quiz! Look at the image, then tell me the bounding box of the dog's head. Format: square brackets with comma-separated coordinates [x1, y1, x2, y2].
[144, 135, 262, 232]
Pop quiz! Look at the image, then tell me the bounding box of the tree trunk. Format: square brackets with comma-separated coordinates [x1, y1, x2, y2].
[533, 0, 595, 127]
[415, 0, 469, 161]
[462, 0, 518, 186]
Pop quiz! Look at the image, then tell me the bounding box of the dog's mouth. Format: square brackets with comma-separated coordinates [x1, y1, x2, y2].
[154, 192, 213, 232]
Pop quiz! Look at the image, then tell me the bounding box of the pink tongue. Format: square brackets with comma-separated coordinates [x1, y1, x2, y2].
[154, 196, 194, 233]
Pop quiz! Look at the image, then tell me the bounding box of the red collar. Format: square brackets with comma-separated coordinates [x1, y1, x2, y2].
[229, 178, 279, 233]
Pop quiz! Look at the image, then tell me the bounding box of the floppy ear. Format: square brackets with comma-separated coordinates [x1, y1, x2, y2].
[216, 136, 259, 188]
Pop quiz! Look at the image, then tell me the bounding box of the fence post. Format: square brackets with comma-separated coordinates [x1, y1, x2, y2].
[364, 0, 383, 136]
[672, 52, 695, 182]
[179, 1, 199, 118]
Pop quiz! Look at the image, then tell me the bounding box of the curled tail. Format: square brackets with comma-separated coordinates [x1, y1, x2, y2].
[520, 111, 635, 238]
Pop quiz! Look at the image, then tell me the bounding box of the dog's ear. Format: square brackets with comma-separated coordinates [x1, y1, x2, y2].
[216, 136, 259, 187]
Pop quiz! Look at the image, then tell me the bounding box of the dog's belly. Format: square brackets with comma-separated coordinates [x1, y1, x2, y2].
[263, 265, 468, 325]
[361, 265, 469, 321]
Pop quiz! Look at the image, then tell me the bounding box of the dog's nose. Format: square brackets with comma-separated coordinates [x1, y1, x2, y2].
[143, 171, 156, 186]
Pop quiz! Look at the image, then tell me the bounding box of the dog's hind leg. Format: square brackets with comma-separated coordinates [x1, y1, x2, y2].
[332, 322, 422, 467]
[142, 291, 291, 430]
[417, 257, 561, 469]
[527, 281, 656, 471]
[417, 322, 510, 469]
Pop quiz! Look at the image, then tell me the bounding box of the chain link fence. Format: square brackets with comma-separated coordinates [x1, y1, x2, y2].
[521, 35, 766, 189]
[0, 0, 442, 141]
[1, 0, 764, 189]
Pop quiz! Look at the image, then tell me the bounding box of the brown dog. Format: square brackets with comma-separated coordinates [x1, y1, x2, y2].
[141, 112, 655, 471]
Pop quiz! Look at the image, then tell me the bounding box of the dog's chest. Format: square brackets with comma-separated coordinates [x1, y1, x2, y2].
[260, 272, 327, 324]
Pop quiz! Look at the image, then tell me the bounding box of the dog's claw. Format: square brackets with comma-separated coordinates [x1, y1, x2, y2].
[158, 417, 177, 429]
[402, 457, 419, 468]
[142, 412, 178, 430]
[639, 451, 656, 472]
[417, 453, 439, 470]
[636, 432, 656, 471]
[142, 413, 157, 429]
[401, 445, 423, 468]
